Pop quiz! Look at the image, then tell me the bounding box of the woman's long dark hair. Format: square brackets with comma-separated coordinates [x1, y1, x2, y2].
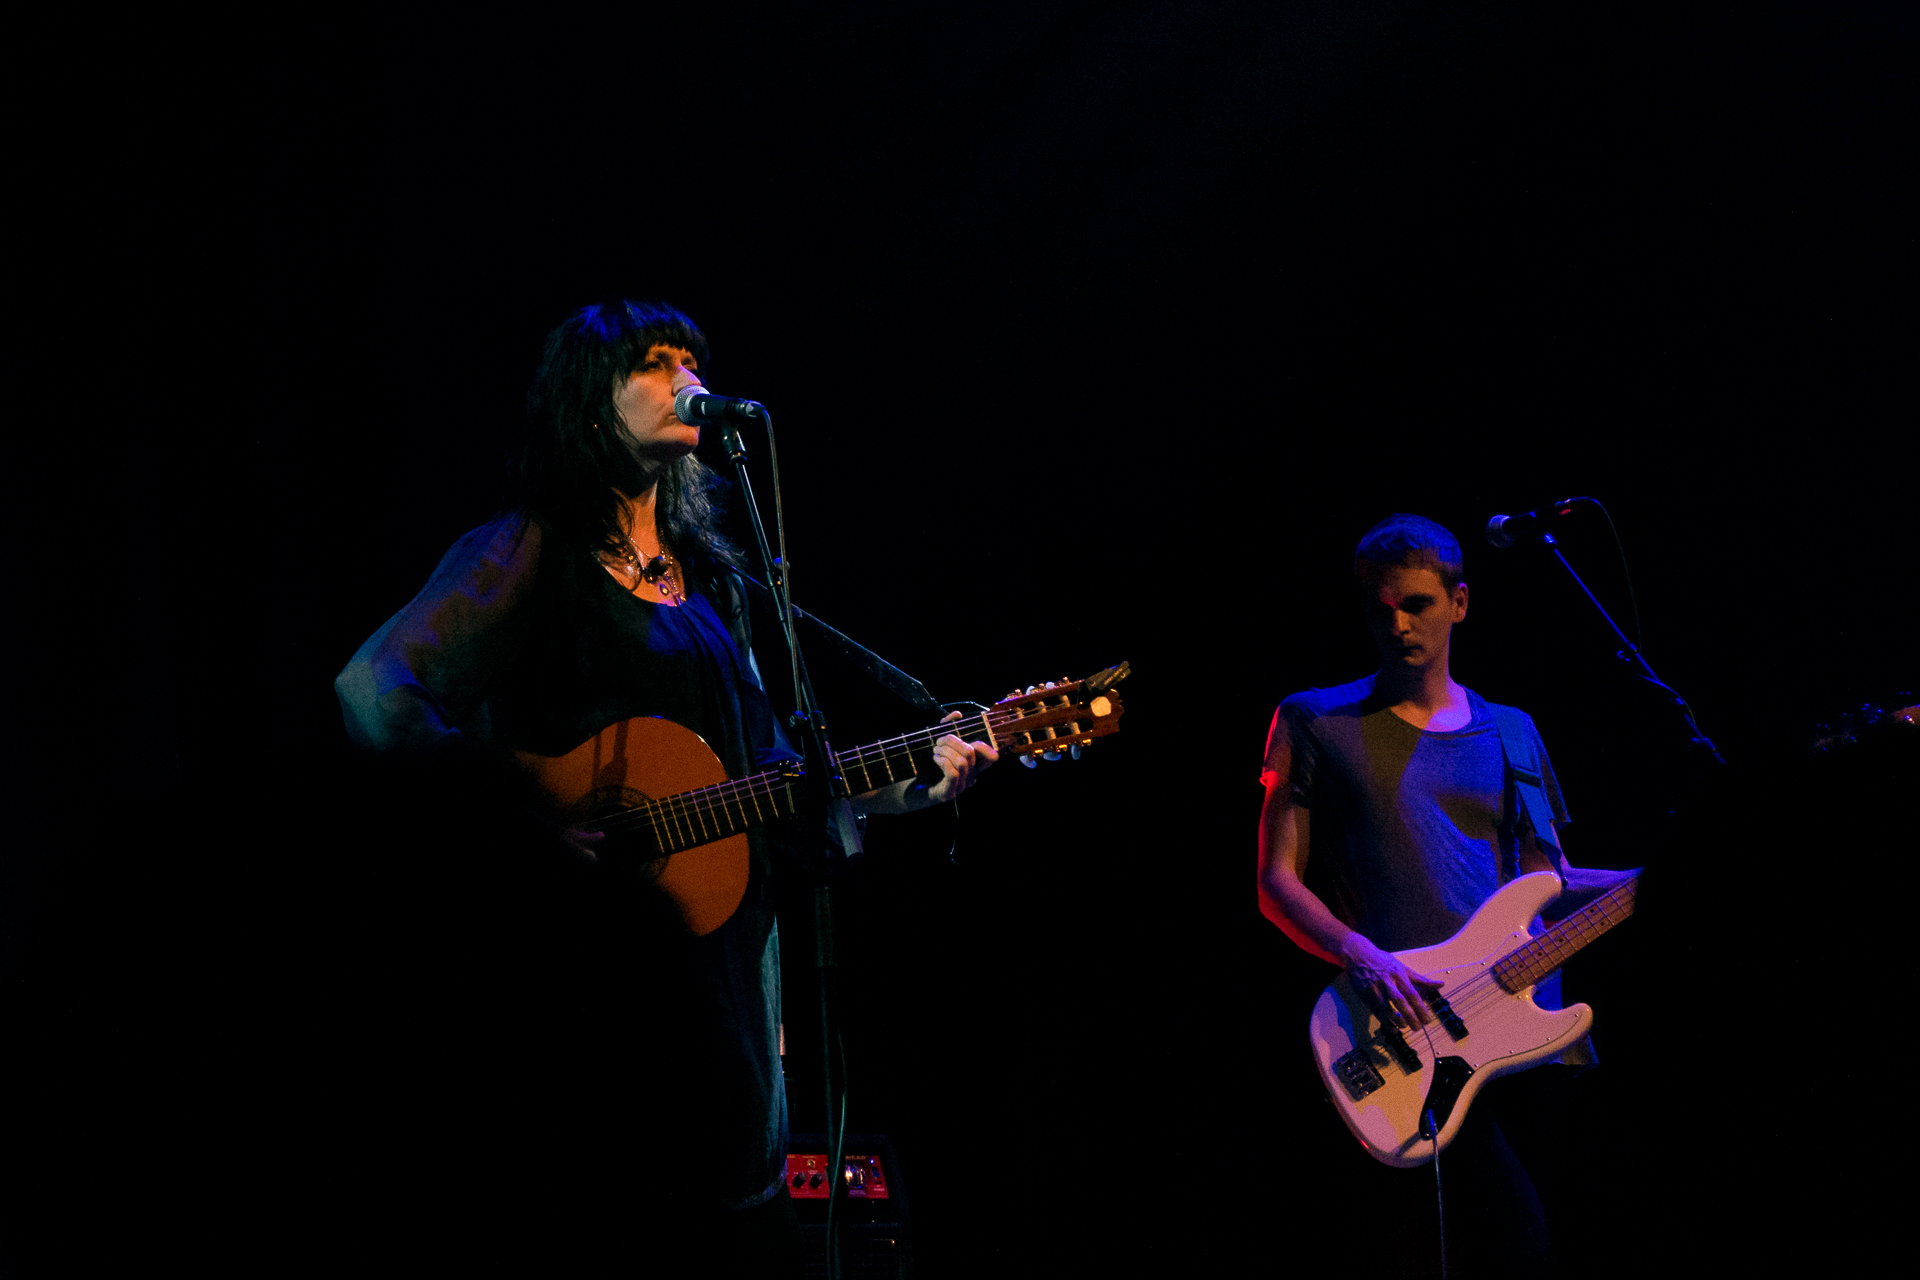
[513, 300, 737, 578]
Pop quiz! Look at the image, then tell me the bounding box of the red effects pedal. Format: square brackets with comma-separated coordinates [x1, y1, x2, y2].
[785, 1152, 892, 1200]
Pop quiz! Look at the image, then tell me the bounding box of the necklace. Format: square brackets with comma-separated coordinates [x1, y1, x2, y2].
[604, 529, 683, 602]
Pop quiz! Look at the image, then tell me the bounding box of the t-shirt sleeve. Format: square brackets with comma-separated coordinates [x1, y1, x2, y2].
[1260, 696, 1319, 804]
[334, 517, 543, 753]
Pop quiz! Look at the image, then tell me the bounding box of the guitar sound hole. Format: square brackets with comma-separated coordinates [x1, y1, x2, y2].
[570, 786, 666, 880]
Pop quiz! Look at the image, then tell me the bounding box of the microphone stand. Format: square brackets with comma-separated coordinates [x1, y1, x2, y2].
[1536, 530, 1727, 774]
[718, 414, 854, 1280]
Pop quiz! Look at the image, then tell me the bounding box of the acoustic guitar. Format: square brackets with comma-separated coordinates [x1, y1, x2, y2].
[1308, 870, 1639, 1167]
[512, 663, 1129, 935]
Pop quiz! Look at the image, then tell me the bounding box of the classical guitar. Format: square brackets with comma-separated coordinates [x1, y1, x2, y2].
[1308, 870, 1639, 1167]
[512, 663, 1129, 935]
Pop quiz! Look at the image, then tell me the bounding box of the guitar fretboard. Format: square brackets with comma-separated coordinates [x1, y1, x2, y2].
[832, 713, 990, 797]
[628, 700, 1099, 857]
[1491, 876, 1640, 994]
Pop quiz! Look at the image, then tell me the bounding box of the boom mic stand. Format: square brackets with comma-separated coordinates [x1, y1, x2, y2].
[717, 412, 857, 1280]
[1515, 506, 1726, 775]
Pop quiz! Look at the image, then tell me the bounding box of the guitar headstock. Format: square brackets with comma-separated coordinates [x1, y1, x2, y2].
[989, 661, 1129, 760]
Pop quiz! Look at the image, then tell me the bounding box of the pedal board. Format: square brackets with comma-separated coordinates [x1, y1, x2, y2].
[785, 1150, 892, 1200]
[787, 1133, 911, 1279]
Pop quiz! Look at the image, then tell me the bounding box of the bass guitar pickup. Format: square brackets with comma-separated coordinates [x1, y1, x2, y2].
[1355, 986, 1425, 1075]
[1375, 1021, 1423, 1074]
[1427, 993, 1469, 1041]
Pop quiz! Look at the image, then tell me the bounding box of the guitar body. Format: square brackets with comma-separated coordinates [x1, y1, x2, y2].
[508, 666, 1129, 940]
[514, 717, 748, 937]
[1308, 872, 1593, 1168]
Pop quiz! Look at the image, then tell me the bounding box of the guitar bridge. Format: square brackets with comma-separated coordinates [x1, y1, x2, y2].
[1333, 1048, 1385, 1100]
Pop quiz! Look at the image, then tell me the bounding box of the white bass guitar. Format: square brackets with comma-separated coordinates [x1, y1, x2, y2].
[1308, 870, 1639, 1168]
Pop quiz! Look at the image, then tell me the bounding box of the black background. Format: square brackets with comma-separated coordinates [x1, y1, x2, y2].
[21, 2, 1916, 1274]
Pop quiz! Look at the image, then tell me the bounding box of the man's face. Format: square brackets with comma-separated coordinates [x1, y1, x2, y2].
[610, 345, 703, 460]
[1362, 564, 1468, 672]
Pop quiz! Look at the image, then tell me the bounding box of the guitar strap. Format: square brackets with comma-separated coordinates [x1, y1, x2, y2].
[1485, 701, 1565, 870]
[732, 571, 943, 716]
[1485, 701, 1598, 1063]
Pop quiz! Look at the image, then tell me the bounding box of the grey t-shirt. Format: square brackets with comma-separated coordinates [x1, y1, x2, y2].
[1263, 674, 1569, 954]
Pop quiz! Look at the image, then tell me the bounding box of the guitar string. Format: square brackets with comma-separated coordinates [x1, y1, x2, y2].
[831, 692, 1101, 777]
[586, 710, 1007, 842]
[1442, 884, 1638, 1024]
[1441, 881, 1639, 1020]
[605, 710, 1016, 843]
[1327, 885, 1642, 1120]
[1336, 898, 1635, 1097]
[1414, 902, 1631, 1028]
[578, 698, 1103, 850]
[1347, 881, 1640, 1066]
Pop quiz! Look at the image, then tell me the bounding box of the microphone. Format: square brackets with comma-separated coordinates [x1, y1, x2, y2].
[674, 387, 766, 426]
[1484, 497, 1590, 548]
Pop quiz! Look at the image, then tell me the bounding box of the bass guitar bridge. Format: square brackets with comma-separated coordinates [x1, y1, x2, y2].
[1333, 1048, 1386, 1100]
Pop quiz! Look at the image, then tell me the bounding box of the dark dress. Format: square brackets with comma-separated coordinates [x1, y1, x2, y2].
[336, 514, 797, 1217]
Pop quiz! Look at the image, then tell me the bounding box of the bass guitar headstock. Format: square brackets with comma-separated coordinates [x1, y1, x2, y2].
[990, 661, 1129, 760]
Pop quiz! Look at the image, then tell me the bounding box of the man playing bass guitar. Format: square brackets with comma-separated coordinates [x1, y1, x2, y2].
[1257, 513, 1634, 1275]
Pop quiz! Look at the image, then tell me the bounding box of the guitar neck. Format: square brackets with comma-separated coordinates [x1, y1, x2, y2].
[636, 693, 1113, 858]
[831, 710, 994, 796]
[1491, 876, 1640, 993]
